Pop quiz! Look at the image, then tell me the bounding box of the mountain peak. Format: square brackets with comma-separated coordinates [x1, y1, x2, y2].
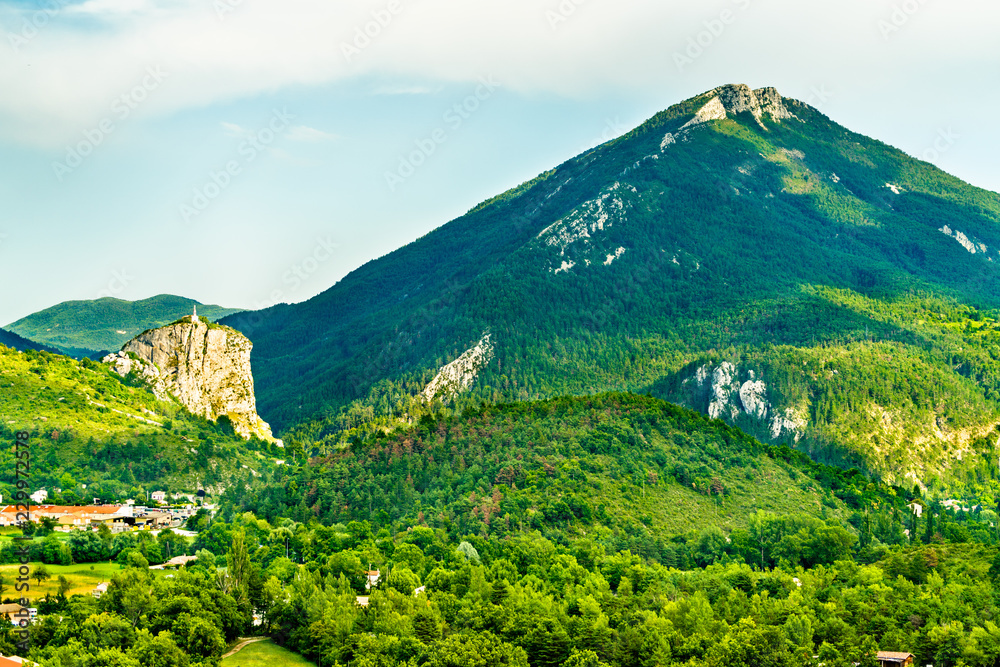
[703, 83, 797, 127]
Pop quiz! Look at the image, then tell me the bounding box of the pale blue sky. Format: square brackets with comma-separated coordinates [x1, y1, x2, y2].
[1, 0, 998, 324]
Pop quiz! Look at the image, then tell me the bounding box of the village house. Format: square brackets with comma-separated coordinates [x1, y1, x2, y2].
[0, 504, 135, 532]
[365, 569, 381, 590]
[941, 499, 980, 513]
[92, 583, 110, 599]
[0, 604, 36, 626]
[128, 511, 173, 530]
[150, 555, 199, 571]
[151, 491, 167, 503]
[0, 502, 189, 533]
[877, 652, 915, 667]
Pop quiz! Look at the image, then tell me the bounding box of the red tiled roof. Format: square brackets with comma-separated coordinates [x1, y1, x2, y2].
[878, 653, 914, 661]
[0, 505, 123, 515]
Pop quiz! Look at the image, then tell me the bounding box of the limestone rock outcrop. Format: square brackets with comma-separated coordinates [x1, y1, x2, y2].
[684, 362, 807, 442]
[105, 314, 274, 441]
[422, 332, 495, 403]
[660, 84, 798, 150]
[103, 351, 170, 401]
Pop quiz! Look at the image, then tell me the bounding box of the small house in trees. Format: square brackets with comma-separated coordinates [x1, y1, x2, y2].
[877, 652, 915, 667]
[365, 570, 381, 590]
[0, 655, 39, 666]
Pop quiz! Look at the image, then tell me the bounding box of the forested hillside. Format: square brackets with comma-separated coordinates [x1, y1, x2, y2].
[12, 391, 1000, 667]
[233, 394, 897, 547]
[0, 327, 60, 354]
[0, 344, 280, 501]
[7, 294, 242, 358]
[223, 84, 1000, 489]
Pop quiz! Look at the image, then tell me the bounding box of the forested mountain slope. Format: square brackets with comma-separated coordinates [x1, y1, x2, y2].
[0, 344, 280, 501]
[227, 393, 903, 552]
[7, 294, 242, 358]
[223, 84, 1000, 490]
[0, 326, 60, 354]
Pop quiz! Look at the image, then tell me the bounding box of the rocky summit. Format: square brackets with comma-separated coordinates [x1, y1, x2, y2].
[105, 311, 274, 441]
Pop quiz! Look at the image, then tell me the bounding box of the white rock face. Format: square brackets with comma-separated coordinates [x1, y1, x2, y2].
[537, 182, 635, 274]
[604, 247, 626, 266]
[422, 332, 495, 402]
[755, 86, 797, 121]
[770, 408, 808, 442]
[939, 225, 989, 255]
[103, 351, 169, 401]
[706, 362, 741, 421]
[660, 85, 797, 152]
[690, 362, 807, 441]
[112, 317, 274, 441]
[739, 378, 769, 420]
[680, 96, 728, 130]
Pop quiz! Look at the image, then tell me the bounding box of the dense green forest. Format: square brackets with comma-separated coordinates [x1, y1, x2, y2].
[12, 495, 1000, 666]
[229, 394, 901, 544]
[7, 390, 1000, 667]
[0, 327, 60, 354]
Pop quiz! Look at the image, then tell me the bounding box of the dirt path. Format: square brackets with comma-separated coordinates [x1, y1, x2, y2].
[222, 636, 268, 659]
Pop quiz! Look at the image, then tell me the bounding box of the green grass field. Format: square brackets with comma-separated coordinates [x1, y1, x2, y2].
[222, 640, 316, 666]
[0, 561, 175, 602]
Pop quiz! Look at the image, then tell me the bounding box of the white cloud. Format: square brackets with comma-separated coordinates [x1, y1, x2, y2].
[64, 0, 154, 15]
[286, 125, 337, 142]
[221, 121, 248, 137]
[370, 83, 440, 96]
[0, 0, 997, 151]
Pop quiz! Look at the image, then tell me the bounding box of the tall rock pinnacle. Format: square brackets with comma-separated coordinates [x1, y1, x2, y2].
[106, 314, 274, 441]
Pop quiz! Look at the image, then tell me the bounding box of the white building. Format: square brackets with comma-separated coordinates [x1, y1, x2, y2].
[151, 491, 167, 503]
[29, 489, 47, 503]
